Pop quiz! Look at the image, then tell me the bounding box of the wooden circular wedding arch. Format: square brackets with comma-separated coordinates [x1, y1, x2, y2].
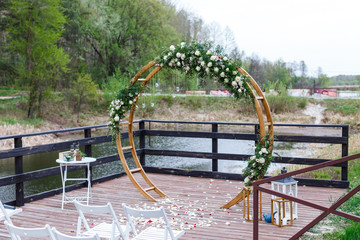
[116, 60, 274, 208]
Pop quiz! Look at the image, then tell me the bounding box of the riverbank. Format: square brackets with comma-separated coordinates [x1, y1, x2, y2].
[1, 95, 360, 152]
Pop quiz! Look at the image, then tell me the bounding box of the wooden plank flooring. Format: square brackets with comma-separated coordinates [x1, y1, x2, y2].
[0, 174, 346, 239]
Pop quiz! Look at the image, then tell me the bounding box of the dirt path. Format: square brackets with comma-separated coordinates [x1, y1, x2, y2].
[302, 102, 325, 124]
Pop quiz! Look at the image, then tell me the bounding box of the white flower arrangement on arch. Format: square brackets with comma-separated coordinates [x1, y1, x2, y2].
[156, 42, 251, 101]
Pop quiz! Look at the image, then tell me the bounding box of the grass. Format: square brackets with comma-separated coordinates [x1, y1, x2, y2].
[266, 95, 308, 113]
[0, 86, 20, 96]
[300, 144, 360, 239]
[324, 99, 360, 115]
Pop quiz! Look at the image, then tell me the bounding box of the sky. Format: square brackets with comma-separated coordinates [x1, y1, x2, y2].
[175, 0, 360, 77]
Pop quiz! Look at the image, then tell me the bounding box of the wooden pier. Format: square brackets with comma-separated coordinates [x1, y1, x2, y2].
[0, 173, 346, 239]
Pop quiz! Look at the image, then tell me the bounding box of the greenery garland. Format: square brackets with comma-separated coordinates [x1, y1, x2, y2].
[108, 41, 274, 186]
[242, 135, 274, 186]
[107, 83, 143, 136]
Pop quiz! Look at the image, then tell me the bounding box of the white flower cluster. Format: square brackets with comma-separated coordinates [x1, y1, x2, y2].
[109, 99, 124, 122]
[158, 42, 248, 98]
[108, 89, 141, 136]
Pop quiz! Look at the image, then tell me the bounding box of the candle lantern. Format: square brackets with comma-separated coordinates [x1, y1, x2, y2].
[271, 198, 293, 227]
[271, 167, 298, 226]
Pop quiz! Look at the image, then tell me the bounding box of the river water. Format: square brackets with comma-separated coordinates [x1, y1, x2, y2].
[0, 132, 323, 203]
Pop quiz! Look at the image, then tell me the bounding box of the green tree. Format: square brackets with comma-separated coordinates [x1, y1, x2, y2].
[6, 0, 69, 118]
[68, 73, 98, 123]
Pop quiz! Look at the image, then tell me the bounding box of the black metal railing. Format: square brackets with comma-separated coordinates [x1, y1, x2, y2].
[0, 120, 349, 206]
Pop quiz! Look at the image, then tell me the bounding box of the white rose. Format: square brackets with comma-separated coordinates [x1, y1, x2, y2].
[199, 57, 203, 61]
[206, 50, 211, 55]
[120, 101, 124, 105]
[196, 66, 201, 71]
[205, 68, 210, 73]
[184, 66, 190, 71]
[223, 56, 228, 61]
[250, 156, 256, 160]
[244, 177, 249, 183]
[189, 57, 193, 61]
[232, 81, 237, 86]
[220, 72, 225, 77]
[176, 62, 181, 67]
[207, 62, 212, 67]
[160, 63, 164, 67]
[181, 54, 185, 60]
[129, 100, 133, 104]
[176, 52, 181, 58]
[259, 157, 265, 164]
[261, 148, 268, 154]
[170, 45, 175, 51]
[114, 115, 120, 122]
[238, 88, 242, 93]
[224, 78, 229, 83]
[210, 55, 216, 61]
[168, 52, 172, 56]
[235, 76, 241, 82]
[180, 42, 185, 47]
[226, 68, 229, 72]
[163, 56, 167, 60]
[115, 106, 120, 110]
[168, 62, 173, 67]
[214, 67, 219, 73]
[201, 61, 205, 66]
[195, 50, 201, 56]
[233, 71, 237, 75]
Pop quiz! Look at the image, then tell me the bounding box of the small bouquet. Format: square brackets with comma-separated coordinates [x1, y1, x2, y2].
[75, 150, 86, 161]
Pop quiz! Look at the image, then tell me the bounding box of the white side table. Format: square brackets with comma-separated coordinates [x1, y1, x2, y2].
[56, 157, 96, 209]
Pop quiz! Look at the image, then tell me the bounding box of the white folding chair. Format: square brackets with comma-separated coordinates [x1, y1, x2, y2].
[74, 201, 127, 240]
[4, 221, 56, 240]
[122, 204, 185, 240]
[0, 200, 22, 224]
[52, 227, 100, 240]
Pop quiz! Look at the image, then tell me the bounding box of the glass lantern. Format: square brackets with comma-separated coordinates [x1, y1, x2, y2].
[271, 167, 298, 225]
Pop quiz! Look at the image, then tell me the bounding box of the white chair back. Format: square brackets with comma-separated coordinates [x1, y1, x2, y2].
[52, 227, 100, 240]
[4, 221, 56, 240]
[0, 200, 22, 224]
[74, 201, 127, 240]
[122, 204, 185, 240]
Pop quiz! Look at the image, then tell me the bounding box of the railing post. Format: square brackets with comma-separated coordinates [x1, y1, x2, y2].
[14, 137, 24, 206]
[84, 128, 92, 157]
[84, 128, 92, 185]
[253, 184, 259, 240]
[148, 122, 151, 147]
[139, 121, 146, 166]
[341, 125, 349, 181]
[212, 123, 218, 172]
[254, 124, 260, 143]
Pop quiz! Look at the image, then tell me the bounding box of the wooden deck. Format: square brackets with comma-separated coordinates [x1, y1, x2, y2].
[0, 173, 346, 239]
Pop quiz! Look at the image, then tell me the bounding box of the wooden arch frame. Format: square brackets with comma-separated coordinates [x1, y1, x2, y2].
[116, 60, 274, 207]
